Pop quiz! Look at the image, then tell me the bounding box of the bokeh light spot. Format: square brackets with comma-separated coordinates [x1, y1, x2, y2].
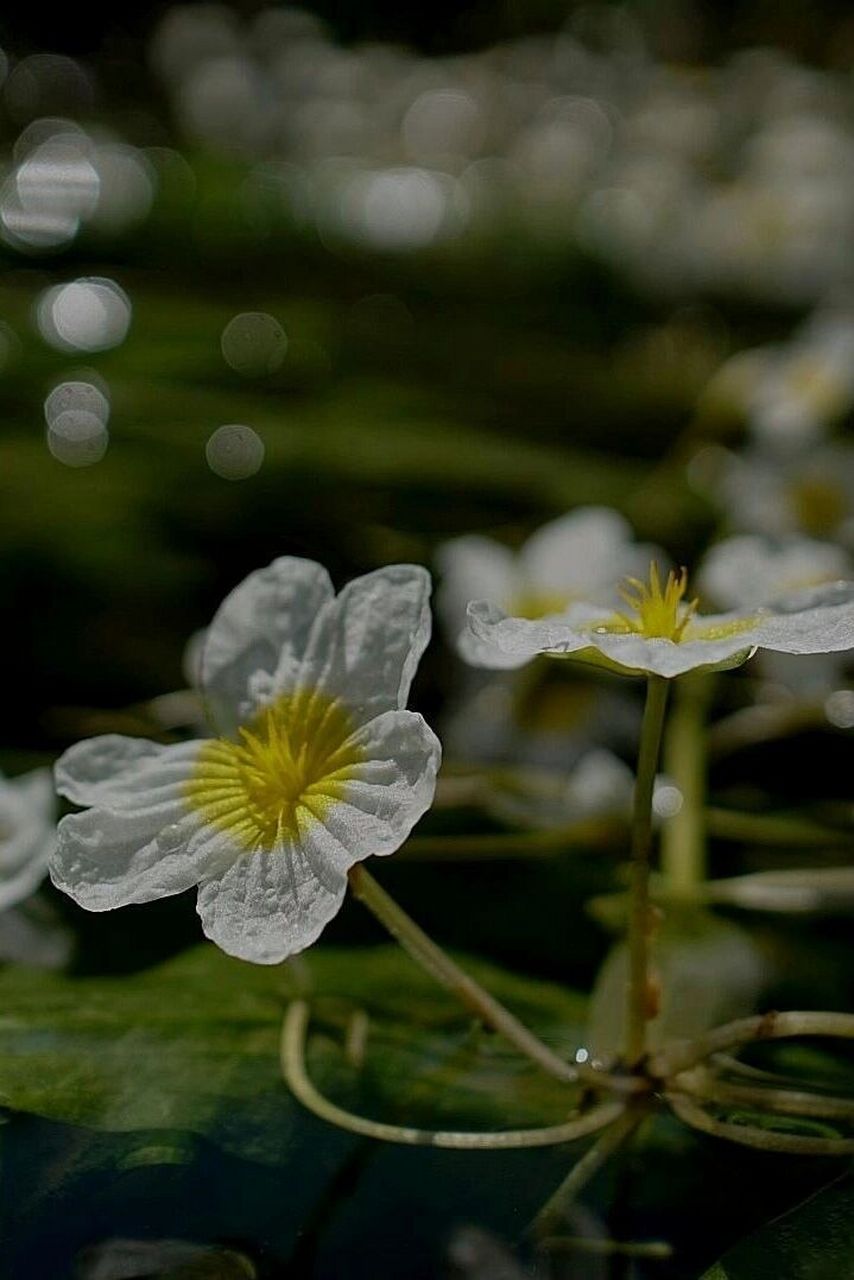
[205, 423, 265, 479]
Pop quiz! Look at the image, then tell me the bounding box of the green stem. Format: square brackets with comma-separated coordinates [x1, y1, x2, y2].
[650, 1010, 854, 1080]
[660, 675, 712, 897]
[625, 675, 670, 1069]
[347, 864, 577, 1084]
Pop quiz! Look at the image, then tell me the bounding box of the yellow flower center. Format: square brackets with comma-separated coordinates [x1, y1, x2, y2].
[605, 563, 698, 642]
[185, 690, 364, 850]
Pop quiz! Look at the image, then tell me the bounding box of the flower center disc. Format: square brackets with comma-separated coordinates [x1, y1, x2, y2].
[186, 691, 364, 849]
[606, 563, 698, 641]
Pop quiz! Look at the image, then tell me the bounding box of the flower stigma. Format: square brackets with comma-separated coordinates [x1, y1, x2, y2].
[185, 689, 365, 849]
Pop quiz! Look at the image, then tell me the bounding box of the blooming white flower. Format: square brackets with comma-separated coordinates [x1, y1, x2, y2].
[747, 312, 854, 451]
[467, 562, 854, 679]
[0, 767, 56, 911]
[438, 507, 661, 669]
[51, 558, 441, 964]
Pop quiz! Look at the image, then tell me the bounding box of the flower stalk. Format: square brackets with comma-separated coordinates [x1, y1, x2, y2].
[625, 674, 670, 1068]
[347, 864, 578, 1083]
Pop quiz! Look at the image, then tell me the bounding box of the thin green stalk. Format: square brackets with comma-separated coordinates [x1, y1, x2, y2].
[660, 675, 712, 897]
[347, 864, 577, 1084]
[625, 675, 670, 1068]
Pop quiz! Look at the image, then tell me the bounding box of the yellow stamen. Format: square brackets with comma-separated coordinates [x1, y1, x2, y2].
[607, 563, 699, 642]
[185, 690, 364, 849]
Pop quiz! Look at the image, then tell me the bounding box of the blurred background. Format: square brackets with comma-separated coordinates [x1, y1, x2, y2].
[2, 2, 854, 1275]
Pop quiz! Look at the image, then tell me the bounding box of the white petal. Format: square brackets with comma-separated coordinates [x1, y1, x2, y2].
[752, 581, 854, 654]
[292, 565, 432, 724]
[436, 535, 515, 637]
[50, 739, 237, 909]
[196, 835, 348, 964]
[55, 736, 201, 809]
[467, 600, 760, 677]
[51, 806, 236, 910]
[521, 508, 638, 597]
[202, 557, 334, 731]
[195, 709, 440, 964]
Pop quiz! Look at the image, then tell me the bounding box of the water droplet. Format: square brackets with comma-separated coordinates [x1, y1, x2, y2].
[157, 822, 184, 854]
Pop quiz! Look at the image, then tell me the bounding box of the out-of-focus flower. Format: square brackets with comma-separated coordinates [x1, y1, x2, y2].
[720, 444, 854, 545]
[0, 767, 56, 911]
[76, 1237, 256, 1279]
[483, 748, 679, 831]
[747, 312, 854, 450]
[698, 534, 851, 609]
[467, 562, 854, 679]
[51, 559, 441, 964]
[438, 507, 660, 669]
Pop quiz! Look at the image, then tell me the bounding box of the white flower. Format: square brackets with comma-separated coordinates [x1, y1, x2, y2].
[745, 312, 854, 451]
[51, 559, 441, 964]
[438, 507, 660, 669]
[719, 443, 854, 545]
[0, 767, 56, 911]
[698, 534, 852, 610]
[467, 562, 854, 679]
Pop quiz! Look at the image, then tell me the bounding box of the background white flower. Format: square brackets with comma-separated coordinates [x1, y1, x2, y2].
[438, 506, 661, 669]
[698, 534, 851, 610]
[51, 558, 441, 964]
[0, 767, 56, 912]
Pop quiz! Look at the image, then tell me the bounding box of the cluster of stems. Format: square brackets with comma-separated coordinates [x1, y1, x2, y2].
[281, 668, 854, 1242]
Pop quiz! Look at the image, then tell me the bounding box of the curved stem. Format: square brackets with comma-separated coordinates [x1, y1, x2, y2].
[348, 864, 577, 1084]
[280, 1000, 624, 1150]
[672, 1065, 854, 1121]
[660, 675, 711, 897]
[625, 674, 670, 1068]
[530, 1105, 646, 1238]
[668, 1092, 854, 1156]
[651, 1010, 854, 1080]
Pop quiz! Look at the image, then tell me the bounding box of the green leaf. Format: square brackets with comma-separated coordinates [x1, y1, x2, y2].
[699, 1175, 854, 1279]
[0, 944, 586, 1164]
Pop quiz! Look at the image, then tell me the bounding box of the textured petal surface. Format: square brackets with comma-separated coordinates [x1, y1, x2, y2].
[50, 739, 238, 909]
[752, 581, 854, 653]
[202, 557, 334, 731]
[196, 709, 440, 963]
[291, 565, 432, 725]
[55, 736, 201, 810]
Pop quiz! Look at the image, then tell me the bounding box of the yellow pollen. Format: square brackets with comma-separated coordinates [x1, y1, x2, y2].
[185, 689, 364, 850]
[607, 563, 698, 642]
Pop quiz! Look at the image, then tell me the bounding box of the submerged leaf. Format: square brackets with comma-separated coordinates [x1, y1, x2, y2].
[0, 943, 586, 1163]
